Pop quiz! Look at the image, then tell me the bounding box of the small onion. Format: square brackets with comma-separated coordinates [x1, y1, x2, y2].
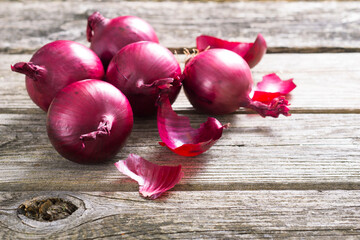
[47, 80, 133, 164]
[106, 41, 181, 117]
[87, 12, 159, 69]
[11, 40, 104, 112]
[183, 49, 290, 117]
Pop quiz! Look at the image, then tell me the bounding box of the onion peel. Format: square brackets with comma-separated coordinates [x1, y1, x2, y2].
[246, 97, 290, 118]
[157, 95, 228, 157]
[196, 34, 267, 68]
[254, 73, 296, 95]
[251, 73, 296, 107]
[115, 154, 183, 199]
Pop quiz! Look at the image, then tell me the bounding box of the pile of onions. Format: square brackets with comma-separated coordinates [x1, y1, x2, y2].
[10, 11, 296, 199]
[47, 80, 133, 164]
[87, 12, 159, 69]
[11, 40, 104, 111]
[106, 41, 182, 117]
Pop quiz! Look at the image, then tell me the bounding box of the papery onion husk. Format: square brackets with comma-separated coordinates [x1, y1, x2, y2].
[252, 73, 296, 104]
[196, 34, 267, 68]
[47, 80, 133, 164]
[115, 154, 183, 199]
[87, 12, 159, 69]
[254, 73, 296, 95]
[11, 40, 104, 112]
[157, 95, 228, 157]
[106, 41, 181, 117]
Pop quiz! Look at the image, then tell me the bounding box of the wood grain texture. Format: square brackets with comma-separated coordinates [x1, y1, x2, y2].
[4, 53, 360, 113]
[1, 1, 360, 53]
[1, 112, 359, 192]
[1, 191, 360, 239]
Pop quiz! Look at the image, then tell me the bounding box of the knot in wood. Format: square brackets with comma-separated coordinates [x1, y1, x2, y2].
[17, 197, 78, 222]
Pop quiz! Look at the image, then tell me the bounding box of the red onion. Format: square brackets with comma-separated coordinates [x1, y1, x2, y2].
[11, 40, 104, 112]
[182, 49, 290, 117]
[196, 34, 267, 68]
[106, 41, 181, 117]
[87, 12, 159, 69]
[47, 80, 133, 164]
[115, 154, 183, 199]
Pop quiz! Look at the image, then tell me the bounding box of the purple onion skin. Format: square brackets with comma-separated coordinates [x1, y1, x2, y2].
[106, 41, 181, 117]
[182, 49, 253, 115]
[11, 40, 104, 112]
[87, 12, 159, 69]
[47, 80, 133, 164]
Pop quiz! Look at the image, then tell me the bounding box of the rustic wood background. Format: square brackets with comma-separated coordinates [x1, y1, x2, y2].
[1, 0, 360, 239]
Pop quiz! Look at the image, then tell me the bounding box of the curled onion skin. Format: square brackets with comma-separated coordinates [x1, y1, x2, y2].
[157, 95, 228, 157]
[11, 40, 104, 112]
[255, 73, 296, 95]
[252, 73, 296, 105]
[196, 34, 267, 68]
[47, 80, 133, 164]
[87, 12, 159, 69]
[182, 49, 290, 117]
[106, 41, 181, 117]
[115, 154, 183, 199]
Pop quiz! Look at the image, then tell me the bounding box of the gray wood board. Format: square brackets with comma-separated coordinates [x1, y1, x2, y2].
[3, 53, 360, 112]
[1, 191, 360, 238]
[1, 112, 360, 191]
[1, 1, 360, 53]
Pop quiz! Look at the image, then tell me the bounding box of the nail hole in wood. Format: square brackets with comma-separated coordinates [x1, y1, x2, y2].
[17, 197, 78, 222]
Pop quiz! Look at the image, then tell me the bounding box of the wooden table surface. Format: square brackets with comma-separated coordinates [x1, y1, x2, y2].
[1, 0, 360, 239]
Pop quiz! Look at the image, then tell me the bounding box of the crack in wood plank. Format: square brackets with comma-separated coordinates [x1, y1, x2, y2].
[3, 46, 360, 55]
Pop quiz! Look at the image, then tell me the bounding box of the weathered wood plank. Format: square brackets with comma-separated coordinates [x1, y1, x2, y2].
[1, 112, 359, 192]
[4, 53, 360, 112]
[1, 1, 360, 53]
[1, 190, 360, 239]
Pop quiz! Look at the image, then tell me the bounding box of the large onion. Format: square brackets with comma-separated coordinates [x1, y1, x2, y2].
[182, 49, 290, 117]
[11, 40, 104, 112]
[106, 41, 181, 117]
[47, 80, 133, 164]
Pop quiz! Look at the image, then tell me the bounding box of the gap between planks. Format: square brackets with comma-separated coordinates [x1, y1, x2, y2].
[4, 47, 360, 55]
[1, 108, 360, 115]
